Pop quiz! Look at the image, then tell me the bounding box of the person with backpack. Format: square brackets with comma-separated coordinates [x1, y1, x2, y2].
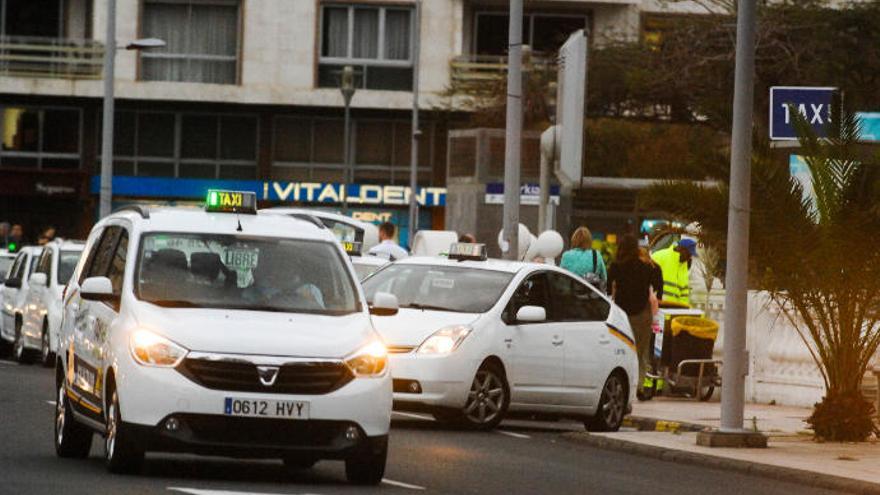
[560, 226, 607, 291]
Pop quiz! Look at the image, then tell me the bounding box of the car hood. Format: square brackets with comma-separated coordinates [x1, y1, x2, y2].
[132, 305, 374, 358]
[371, 308, 480, 346]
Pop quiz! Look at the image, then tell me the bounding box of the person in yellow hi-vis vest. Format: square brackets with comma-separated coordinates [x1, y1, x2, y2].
[650, 238, 697, 306]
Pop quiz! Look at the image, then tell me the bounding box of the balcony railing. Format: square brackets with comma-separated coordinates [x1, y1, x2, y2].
[0, 36, 104, 79]
[449, 53, 556, 93]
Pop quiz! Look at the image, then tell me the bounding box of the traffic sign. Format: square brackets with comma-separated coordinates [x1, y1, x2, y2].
[769, 86, 837, 140]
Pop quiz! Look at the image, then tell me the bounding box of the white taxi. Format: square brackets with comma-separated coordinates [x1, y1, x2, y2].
[20, 239, 85, 366]
[55, 191, 395, 484]
[1, 245, 43, 361]
[363, 244, 637, 431]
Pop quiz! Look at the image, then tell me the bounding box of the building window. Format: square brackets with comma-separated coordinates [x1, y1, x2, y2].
[99, 111, 257, 178]
[141, 0, 240, 85]
[272, 116, 433, 184]
[0, 106, 82, 170]
[474, 12, 588, 55]
[318, 4, 414, 91]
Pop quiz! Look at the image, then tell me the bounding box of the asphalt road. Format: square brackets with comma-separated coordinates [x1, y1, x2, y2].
[0, 358, 839, 495]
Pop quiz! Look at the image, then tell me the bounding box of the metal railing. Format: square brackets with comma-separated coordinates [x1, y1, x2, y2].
[0, 36, 104, 79]
[449, 53, 556, 90]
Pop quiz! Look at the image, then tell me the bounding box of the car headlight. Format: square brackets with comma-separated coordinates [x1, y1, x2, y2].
[129, 329, 188, 367]
[345, 340, 388, 377]
[417, 325, 472, 355]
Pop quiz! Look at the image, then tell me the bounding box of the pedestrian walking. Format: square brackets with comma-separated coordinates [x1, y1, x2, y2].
[607, 234, 664, 400]
[560, 226, 606, 290]
[366, 222, 409, 261]
[0, 222, 9, 248]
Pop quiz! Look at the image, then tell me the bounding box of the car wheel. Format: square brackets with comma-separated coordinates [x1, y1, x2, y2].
[105, 389, 144, 474]
[40, 322, 54, 368]
[55, 376, 93, 458]
[13, 319, 33, 365]
[345, 439, 387, 485]
[587, 373, 627, 432]
[460, 363, 509, 430]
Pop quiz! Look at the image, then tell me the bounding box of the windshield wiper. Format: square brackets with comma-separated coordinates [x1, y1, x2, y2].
[403, 303, 459, 312]
[148, 300, 203, 308]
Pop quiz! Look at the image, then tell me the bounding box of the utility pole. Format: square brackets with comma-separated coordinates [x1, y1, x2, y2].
[501, 0, 523, 260]
[698, 0, 766, 448]
[98, 0, 117, 220]
[408, 0, 422, 248]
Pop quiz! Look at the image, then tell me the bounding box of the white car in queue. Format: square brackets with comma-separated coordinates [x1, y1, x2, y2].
[21, 239, 85, 367]
[1, 246, 43, 361]
[55, 190, 395, 484]
[362, 243, 638, 431]
[260, 208, 389, 281]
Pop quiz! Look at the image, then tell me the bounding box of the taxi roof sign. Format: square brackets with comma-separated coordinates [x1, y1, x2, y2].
[448, 243, 487, 261]
[205, 190, 257, 214]
[341, 240, 362, 256]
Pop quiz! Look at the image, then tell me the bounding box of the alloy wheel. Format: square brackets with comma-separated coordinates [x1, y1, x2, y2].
[55, 383, 66, 447]
[464, 370, 505, 425]
[106, 393, 118, 461]
[600, 375, 625, 428]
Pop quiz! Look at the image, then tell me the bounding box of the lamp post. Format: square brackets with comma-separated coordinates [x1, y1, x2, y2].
[98, 0, 166, 219]
[340, 65, 357, 213]
[408, 0, 422, 248]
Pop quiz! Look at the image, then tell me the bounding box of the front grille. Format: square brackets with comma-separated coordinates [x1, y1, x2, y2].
[178, 358, 354, 395]
[172, 414, 355, 448]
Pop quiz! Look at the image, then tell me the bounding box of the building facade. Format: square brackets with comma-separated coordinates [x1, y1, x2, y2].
[0, 0, 643, 244]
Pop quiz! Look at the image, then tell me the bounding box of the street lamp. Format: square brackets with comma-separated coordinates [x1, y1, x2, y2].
[340, 65, 357, 213]
[98, 0, 167, 219]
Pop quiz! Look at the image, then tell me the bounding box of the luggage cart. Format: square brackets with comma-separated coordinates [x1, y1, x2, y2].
[642, 302, 722, 401]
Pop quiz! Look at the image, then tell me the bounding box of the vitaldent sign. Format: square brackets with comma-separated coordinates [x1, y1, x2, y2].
[90, 176, 446, 207]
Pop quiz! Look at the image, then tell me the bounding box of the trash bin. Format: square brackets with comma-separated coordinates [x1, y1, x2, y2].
[669, 316, 719, 377]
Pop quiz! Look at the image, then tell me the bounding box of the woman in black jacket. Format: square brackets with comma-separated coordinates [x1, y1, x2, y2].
[607, 234, 663, 400]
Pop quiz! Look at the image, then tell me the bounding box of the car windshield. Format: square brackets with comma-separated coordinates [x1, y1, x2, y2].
[362, 264, 513, 313]
[135, 233, 360, 315]
[352, 261, 383, 281]
[57, 251, 81, 285]
[0, 257, 13, 282]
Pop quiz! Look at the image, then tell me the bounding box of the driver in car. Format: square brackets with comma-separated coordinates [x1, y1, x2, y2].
[244, 252, 325, 310]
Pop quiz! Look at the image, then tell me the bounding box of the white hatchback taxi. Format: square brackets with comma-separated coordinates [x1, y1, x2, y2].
[55, 191, 394, 484]
[20, 239, 84, 366]
[1, 245, 43, 361]
[362, 244, 637, 431]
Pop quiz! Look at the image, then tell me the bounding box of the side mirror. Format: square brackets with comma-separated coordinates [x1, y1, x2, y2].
[4, 278, 21, 289]
[29, 272, 48, 287]
[516, 305, 546, 323]
[370, 291, 399, 316]
[80, 276, 116, 303]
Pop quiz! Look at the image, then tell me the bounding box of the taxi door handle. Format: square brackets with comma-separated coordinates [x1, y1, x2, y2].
[598, 336, 611, 345]
[551, 336, 564, 346]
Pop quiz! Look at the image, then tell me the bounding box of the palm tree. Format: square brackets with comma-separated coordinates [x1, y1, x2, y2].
[639, 109, 880, 441]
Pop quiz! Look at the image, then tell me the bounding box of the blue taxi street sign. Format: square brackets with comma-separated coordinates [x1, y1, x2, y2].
[770, 86, 837, 140]
[857, 112, 880, 142]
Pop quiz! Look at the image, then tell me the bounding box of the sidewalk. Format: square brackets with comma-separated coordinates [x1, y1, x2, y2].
[565, 397, 880, 494]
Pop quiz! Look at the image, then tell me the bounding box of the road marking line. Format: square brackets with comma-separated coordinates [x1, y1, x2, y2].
[496, 429, 531, 439]
[168, 488, 322, 495]
[46, 400, 56, 406]
[392, 411, 434, 421]
[382, 478, 426, 490]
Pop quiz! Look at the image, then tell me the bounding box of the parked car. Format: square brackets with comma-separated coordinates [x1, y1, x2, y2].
[0, 246, 43, 361]
[20, 239, 85, 366]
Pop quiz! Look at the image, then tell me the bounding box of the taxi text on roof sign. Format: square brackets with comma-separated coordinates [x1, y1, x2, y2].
[342, 241, 362, 256]
[205, 190, 257, 214]
[448, 243, 487, 261]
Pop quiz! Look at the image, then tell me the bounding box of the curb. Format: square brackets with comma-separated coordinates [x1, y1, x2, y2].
[562, 432, 880, 495]
[622, 415, 707, 433]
